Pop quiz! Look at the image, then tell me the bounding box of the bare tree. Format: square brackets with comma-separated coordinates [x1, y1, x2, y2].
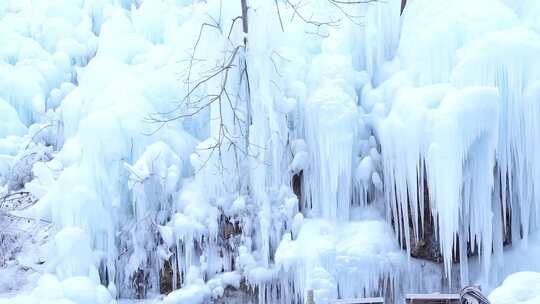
[148, 0, 381, 171]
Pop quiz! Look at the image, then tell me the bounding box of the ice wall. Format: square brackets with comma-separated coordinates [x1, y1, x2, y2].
[452, 28, 540, 249]
[3, 0, 540, 303]
[0, 0, 405, 302]
[373, 0, 540, 291]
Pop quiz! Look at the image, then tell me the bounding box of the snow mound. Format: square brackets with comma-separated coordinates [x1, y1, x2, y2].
[489, 272, 540, 304]
[162, 283, 210, 304]
[0, 274, 113, 304]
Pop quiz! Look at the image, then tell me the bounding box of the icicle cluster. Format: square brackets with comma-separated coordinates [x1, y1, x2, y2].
[373, 0, 540, 290]
[4, 0, 540, 303]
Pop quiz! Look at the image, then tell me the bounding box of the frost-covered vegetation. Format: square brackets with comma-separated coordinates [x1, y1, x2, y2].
[1, 0, 540, 303]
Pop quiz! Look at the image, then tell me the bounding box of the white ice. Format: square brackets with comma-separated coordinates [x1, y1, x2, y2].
[1, 0, 540, 303]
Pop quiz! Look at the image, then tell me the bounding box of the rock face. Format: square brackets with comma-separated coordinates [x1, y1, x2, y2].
[160, 260, 176, 295]
[402, 176, 514, 265]
[215, 285, 258, 304]
[409, 219, 444, 263]
[403, 178, 445, 264]
[293, 171, 303, 212]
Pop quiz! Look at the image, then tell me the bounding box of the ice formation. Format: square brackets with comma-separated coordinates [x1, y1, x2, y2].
[378, 85, 500, 285]
[1, 0, 540, 303]
[374, 0, 540, 290]
[275, 213, 405, 303]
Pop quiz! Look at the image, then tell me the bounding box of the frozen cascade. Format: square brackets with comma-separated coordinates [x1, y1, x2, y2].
[451, 28, 540, 250]
[0, 0, 405, 302]
[377, 85, 500, 285]
[3, 0, 540, 303]
[373, 0, 540, 291]
[303, 53, 359, 221]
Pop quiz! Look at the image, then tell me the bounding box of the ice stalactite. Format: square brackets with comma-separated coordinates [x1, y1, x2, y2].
[377, 84, 448, 263]
[451, 28, 540, 253]
[426, 88, 499, 287]
[267, 0, 403, 302]
[355, 0, 402, 84]
[371, 0, 540, 291]
[303, 70, 359, 220]
[246, 0, 293, 269]
[377, 85, 499, 286]
[16, 18, 199, 297]
[122, 142, 183, 296]
[301, 9, 386, 221]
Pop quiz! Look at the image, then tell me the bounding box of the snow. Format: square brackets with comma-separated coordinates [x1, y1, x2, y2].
[0, 274, 113, 304]
[162, 282, 210, 304]
[489, 272, 540, 304]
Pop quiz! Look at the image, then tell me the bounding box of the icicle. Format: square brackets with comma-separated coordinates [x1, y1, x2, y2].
[377, 85, 499, 285]
[303, 38, 360, 220]
[452, 27, 540, 250]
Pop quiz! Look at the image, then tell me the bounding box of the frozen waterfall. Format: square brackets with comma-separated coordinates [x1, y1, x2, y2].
[1, 0, 540, 303]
